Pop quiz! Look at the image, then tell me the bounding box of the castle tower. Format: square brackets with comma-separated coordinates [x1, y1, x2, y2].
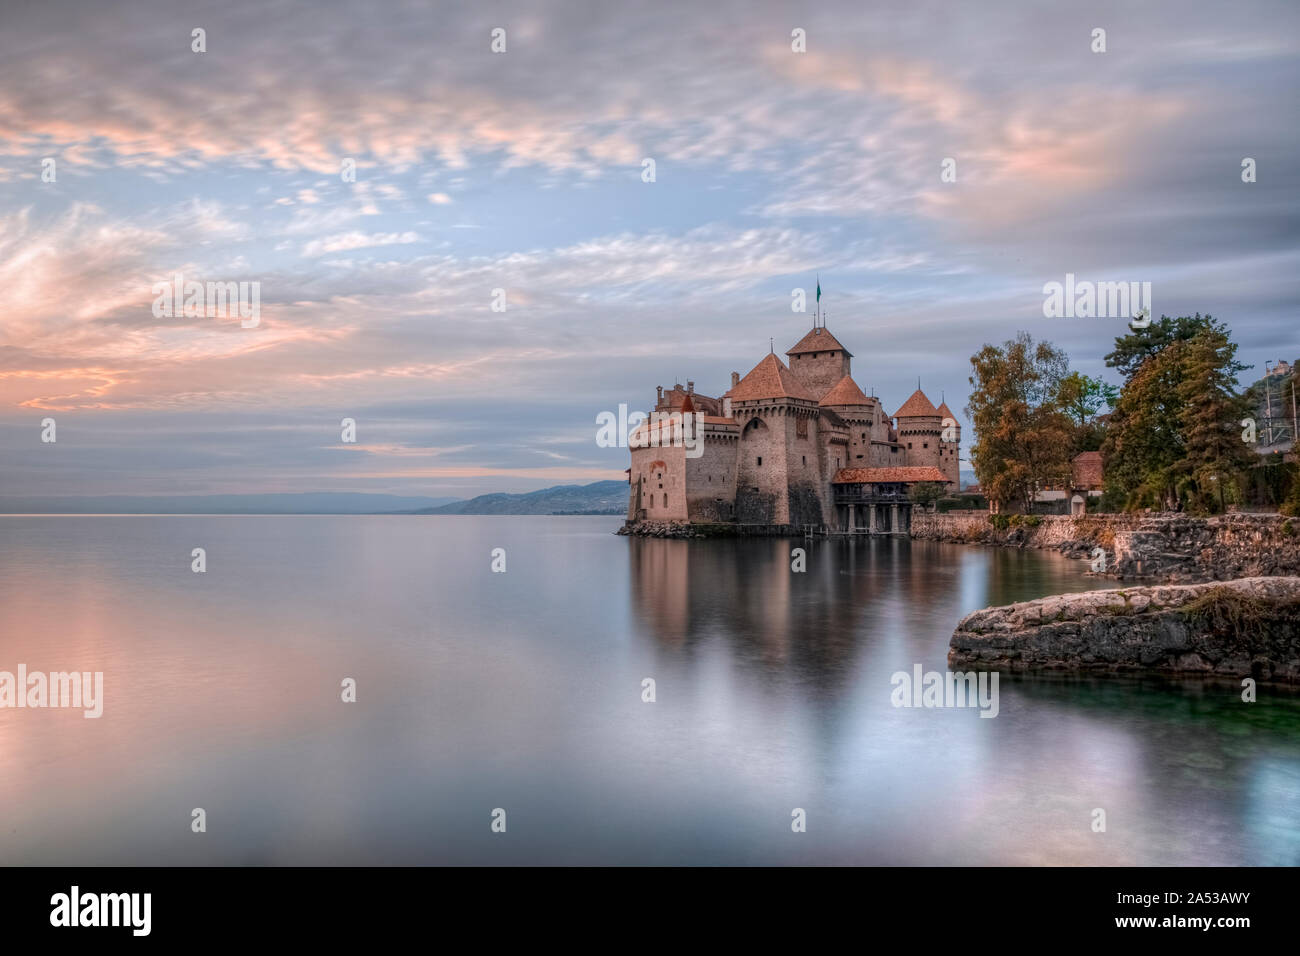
[935, 400, 961, 489]
[785, 327, 853, 401]
[729, 352, 823, 525]
[819, 374, 880, 468]
[893, 389, 945, 478]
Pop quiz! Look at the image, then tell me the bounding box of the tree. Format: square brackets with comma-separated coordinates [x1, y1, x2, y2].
[966, 333, 1074, 513]
[1056, 372, 1118, 428]
[1104, 313, 1218, 378]
[1101, 344, 1187, 509]
[1174, 326, 1254, 513]
[1055, 371, 1119, 454]
[908, 482, 945, 511]
[1101, 316, 1254, 514]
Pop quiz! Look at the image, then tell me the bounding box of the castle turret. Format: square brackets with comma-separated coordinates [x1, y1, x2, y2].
[729, 352, 823, 525]
[935, 400, 961, 489]
[785, 327, 853, 401]
[893, 389, 944, 476]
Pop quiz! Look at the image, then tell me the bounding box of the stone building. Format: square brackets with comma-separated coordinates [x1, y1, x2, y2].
[626, 324, 958, 534]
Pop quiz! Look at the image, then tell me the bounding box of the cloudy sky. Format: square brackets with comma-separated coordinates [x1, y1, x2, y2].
[1, 0, 1297, 499]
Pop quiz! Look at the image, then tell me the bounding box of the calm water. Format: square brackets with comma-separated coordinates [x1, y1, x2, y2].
[1, 515, 1297, 866]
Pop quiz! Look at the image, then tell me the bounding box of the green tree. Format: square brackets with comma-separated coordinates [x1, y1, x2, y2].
[908, 482, 945, 511]
[1173, 326, 1254, 513]
[1104, 313, 1218, 378]
[1101, 317, 1254, 514]
[966, 333, 1074, 513]
[1055, 371, 1119, 454]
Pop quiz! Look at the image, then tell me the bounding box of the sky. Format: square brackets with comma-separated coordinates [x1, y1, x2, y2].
[1, 0, 1297, 499]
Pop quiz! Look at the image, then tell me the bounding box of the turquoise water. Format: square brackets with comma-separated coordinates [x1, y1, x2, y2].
[0, 515, 1296, 864]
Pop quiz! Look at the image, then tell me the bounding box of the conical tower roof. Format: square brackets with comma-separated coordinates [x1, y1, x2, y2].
[893, 389, 938, 419]
[729, 353, 816, 402]
[819, 374, 872, 407]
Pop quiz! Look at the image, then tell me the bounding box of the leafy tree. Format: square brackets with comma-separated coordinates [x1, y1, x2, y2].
[1056, 372, 1118, 427]
[908, 482, 945, 510]
[1173, 326, 1254, 513]
[1101, 346, 1185, 509]
[1101, 317, 1254, 513]
[1056, 371, 1119, 454]
[966, 333, 1074, 513]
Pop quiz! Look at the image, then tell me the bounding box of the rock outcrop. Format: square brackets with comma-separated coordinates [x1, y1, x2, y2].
[948, 576, 1300, 683]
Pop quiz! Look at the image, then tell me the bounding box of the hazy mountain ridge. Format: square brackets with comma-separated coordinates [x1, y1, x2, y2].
[408, 480, 627, 515]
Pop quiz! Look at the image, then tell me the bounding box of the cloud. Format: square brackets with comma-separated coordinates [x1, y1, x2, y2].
[301, 231, 421, 257]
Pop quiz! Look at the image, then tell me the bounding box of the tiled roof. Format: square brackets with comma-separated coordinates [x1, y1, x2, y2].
[935, 401, 956, 421]
[832, 466, 949, 484]
[819, 374, 873, 407]
[729, 353, 816, 402]
[892, 389, 938, 419]
[786, 326, 853, 357]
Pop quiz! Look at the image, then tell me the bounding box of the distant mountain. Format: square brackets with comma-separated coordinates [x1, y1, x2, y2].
[409, 480, 628, 515]
[959, 469, 977, 491]
[0, 493, 463, 515]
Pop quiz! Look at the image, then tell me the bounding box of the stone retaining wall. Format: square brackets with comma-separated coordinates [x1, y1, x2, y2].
[912, 511, 1299, 582]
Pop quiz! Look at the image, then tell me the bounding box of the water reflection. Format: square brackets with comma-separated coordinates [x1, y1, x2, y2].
[0, 516, 1296, 865]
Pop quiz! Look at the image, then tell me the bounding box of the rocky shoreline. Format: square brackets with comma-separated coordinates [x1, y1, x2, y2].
[911, 511, 1299, 583]
[948, 576, 1300, 683]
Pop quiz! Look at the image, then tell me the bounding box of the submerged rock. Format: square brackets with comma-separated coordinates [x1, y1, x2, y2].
[949, 576, 1300, 683]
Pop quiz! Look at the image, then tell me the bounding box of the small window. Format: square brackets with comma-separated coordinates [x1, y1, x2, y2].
[757, 456, 762, 466]
[923, 443, 928, 449]
[663, 494, 667, 507]
[908, 443, 913, 449]
[856, 454, 863, 459]
[802, 455, 806, 466]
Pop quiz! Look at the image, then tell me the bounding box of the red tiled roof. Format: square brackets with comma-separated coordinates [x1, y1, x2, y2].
[832, 466, 949, 484]
[936, 401, 956, 421]
[819, 374, 872, 407]
[786, 326, 853, 357]
[729, 353, 816, 402]
[892, 389, 938, 419]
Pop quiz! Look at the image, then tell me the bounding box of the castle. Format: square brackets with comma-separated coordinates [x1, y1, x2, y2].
[626, 323, 960, 534]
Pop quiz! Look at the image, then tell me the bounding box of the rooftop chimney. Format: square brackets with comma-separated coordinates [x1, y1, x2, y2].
[687, 380, 694, 394]
[731, 371, 740, 388]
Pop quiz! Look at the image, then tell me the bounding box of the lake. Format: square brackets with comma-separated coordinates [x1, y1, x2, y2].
[1, 515, 1297, 865]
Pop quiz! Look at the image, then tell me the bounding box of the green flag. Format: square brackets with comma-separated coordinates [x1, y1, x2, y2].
[816, 280, 821, 302]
